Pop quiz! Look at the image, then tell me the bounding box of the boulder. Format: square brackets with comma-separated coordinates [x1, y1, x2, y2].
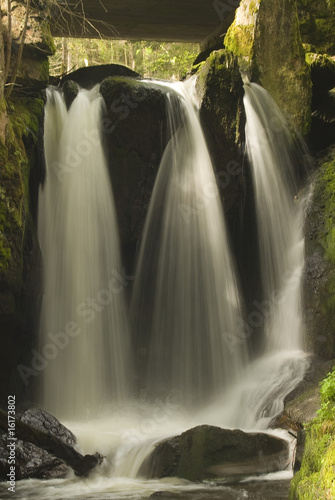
[196, 49, 245, 226]
[224, 0, 312, 135]
[0, 407, 76, 481]
[140, 425, 289, 481]
[99, 76, 171, 269]
[62, 79, 80, 109]
[59, 63, 140, 89]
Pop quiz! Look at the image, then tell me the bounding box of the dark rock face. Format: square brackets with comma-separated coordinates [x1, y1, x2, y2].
[0, 408, 76, 481]
[303, 147, 335, 359]
[196, 49, 261, 331]
[99, 76, 171, 271]
[62, 80, 80, 109]
[197, 50, 245, 226]
[306, 54, 335, 152]
[140, 425, 289, 481]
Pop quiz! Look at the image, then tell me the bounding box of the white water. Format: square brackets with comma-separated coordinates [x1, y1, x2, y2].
[131, 78, 248, 404]
[243, 82, 306, 352]
[38, 87, 131, 419]
[22, 79, 311, 499]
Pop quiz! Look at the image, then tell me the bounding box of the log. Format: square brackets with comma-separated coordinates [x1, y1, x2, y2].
[0, 409, 102, 476]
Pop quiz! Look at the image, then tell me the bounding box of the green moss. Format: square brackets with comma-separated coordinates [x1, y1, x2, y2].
[224, 23, 256, 69]
[8, 98, 44, 138]
[0, 96, 43, 283]
[314, 152, 335, 265]
[297, 0, 335, 55]
[290, 366, 335, 499]
[40, 20, 56, 56]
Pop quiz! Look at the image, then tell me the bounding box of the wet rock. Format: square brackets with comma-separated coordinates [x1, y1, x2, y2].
[297, 0, 335, 56]
[62, 80, 80, 109]
[99, 76, 171, 269]
[196, 49, 245, 225]
[0, 407, 76, 481]
[224, 0, 312, 134]
[140, 425, 289, 481]
[303, 148, 335, 359]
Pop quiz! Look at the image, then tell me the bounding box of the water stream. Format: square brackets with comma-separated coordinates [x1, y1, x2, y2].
[2, 78, 311, 499]
[130, 78, 248, 404]
[38, 86, 131, 419]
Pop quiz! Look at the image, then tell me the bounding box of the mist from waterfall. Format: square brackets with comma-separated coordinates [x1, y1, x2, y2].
[38, 87, 131, 419]
[130, 78, 248, 404]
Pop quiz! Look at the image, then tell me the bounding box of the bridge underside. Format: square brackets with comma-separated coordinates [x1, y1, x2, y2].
[50, 1, 236, 47]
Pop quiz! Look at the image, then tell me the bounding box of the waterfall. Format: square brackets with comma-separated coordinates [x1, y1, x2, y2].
[38, 86, 131, 418]
[131, 78, 248, 404]
[22, 78, 312, 500]
[243, 82, 307, 352]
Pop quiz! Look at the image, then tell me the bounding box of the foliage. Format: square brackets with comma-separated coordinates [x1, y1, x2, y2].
[290, 366, 335, 499]
[49, 38, 199, 80]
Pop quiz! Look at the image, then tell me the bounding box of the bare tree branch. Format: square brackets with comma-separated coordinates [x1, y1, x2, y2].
[5, 0, 30, 98]
[4, 0, 12, 84]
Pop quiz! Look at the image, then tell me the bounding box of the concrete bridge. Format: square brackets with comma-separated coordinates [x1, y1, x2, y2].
[50, 0, 238, 49]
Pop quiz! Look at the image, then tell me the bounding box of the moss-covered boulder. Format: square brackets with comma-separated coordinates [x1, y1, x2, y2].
[224, 0, 312, 134]
[304, 148, 335, 359]
[297, 0, 335, 55]
[196, 49, 245, 227]
[140, 425, 289, 481]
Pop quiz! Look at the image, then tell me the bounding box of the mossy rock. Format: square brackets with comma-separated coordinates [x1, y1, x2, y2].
[140, 425, 289, 481]
[0, 96, 43, 311]
[297, 0, 335, 55]
[304, 148, 335, 359]
[195, 49, 245, 224]
[62, 80, 80, 109]
[290, 365, 335, 499]
[224, 0, 312, 135]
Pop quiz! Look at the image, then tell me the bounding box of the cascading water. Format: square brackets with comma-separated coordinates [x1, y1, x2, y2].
[213, 81, 311, 431]
[243, 82, 307, 352]
[38, 86, 131, 419]
[2, 78, 312, 500]
[131, 78, 248, 403]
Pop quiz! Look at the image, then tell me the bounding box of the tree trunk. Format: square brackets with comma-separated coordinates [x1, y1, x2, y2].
[0, 409, 102, 477]
[0, 4, 8, 142]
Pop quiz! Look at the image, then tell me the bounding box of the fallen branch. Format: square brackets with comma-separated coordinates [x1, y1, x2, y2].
[0, 409, 102, 476]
